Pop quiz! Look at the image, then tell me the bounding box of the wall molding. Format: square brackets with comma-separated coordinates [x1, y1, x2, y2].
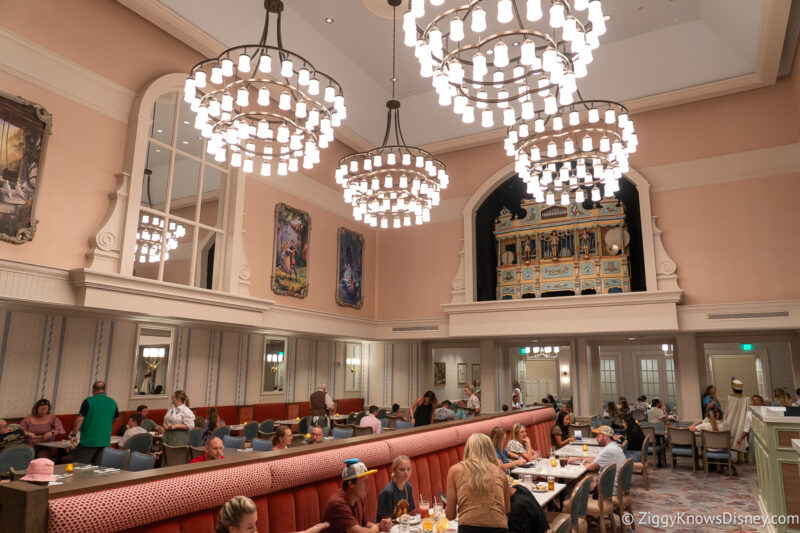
[640, 141, 800, 193]
[677, 300, 800, 331]
[0, 28, 135, 123]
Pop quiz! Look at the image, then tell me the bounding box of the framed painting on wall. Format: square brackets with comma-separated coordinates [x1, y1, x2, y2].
[457, 363, 468, 384]
[472, 364, 481, 385]
[0, 90, 52, 244]
[271, 202, 311, 298]
[434, 361, 446, 386]
[335, 227, 364, 308]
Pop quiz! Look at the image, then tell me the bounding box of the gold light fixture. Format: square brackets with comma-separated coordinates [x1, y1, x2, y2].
[266, 351, 284, 373]
[403, 0, 606, 126]
[183, 0, 346, 176]
[346, 355, 361, 374]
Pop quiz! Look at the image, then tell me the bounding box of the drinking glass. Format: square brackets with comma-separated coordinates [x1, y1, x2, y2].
[419, 497, 430, 518]
[547, 476, 555, 491]
[560, 458, 568, 468]
[399, 514, 410, 533]
[523, 473, 533, 485]
[433, 502, 443, 518]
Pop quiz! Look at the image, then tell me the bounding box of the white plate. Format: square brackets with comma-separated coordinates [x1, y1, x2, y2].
[407, 515, 421, 525]
[530, 485, 549, 492]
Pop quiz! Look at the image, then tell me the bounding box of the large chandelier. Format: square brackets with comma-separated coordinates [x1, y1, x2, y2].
[183, 0, 346, 176]
[134, 213, 186, 263]
[336, 0, 449, 229]
[506, 97, 638, 205]
[403, 0, 606, 126]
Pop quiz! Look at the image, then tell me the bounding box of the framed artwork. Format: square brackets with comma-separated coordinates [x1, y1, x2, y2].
[457, 363, 468, 384]
[0, 90, 51, 244]
[271, 202, 311, 298]
[433, 361, 446, 386]
[335, 227, 364, 308]
[472, 364, 481, 385]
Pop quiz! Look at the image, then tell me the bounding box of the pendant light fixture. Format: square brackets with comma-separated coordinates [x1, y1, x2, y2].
[183, 0, 347, 176]
[336, 0, 449, 228]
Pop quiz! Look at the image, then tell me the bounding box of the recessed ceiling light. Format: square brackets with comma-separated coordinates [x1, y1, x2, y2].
[183, 120, 190, 125]
[486, 49, 494, 55]
[604, 15, 612, 21]
[627, 337, 637, 341]
[181, 140, 189, 145]
[157, 129, 164, 133]
[512, 41, 520, 47]
[324, 17, 334, 23]
[155, 149, 161, 152]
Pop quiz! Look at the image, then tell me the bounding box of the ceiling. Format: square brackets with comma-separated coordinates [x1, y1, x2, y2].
[145, 0, 788, 150]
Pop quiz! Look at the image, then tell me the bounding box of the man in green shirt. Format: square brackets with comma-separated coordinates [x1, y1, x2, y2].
[136, 405, 158, 432]
[69, 381, 119, 464]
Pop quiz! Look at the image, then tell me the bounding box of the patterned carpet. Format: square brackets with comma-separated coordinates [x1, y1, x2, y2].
[587, 462, 764, 533]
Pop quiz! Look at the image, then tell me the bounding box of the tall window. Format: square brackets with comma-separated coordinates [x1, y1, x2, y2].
[600, 358, 618, 404]
[639, 358, 660, 398]
[132, 92, 228, 289]
[665, 358, 676, 407]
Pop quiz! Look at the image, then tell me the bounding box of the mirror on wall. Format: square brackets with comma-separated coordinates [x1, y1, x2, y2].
[262, 338, 286, 393]
[133, 326, 174, 397]
[344, 342, 362, 392]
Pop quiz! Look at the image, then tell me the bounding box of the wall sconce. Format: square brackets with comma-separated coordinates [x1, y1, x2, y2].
[661, 344, 673, 356]
[346, 356, 361, 374]
[266, 351, 284, 373]
[560, 364, 570, 384]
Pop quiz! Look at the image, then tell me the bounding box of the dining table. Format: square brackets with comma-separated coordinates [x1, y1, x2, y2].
[554, 444, 602, 458]
[17, 462, 129, 487]
[512, 461, 588, 481]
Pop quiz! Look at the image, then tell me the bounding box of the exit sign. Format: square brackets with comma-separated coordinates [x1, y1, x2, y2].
[740, 343, 753, 351]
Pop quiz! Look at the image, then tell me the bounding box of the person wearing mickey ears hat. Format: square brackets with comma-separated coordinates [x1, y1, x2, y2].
[322, 459, 392, 533]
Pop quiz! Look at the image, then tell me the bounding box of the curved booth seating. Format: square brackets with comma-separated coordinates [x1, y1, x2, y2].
[38, 408, 555, 533]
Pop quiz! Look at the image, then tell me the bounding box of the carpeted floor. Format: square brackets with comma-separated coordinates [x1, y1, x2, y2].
[587, 461, 764, 533]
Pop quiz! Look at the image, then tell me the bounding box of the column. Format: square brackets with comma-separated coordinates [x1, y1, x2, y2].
[479, 339, 498, 413]
[574, 337, 593, 417]
[675, 333, 702, 421]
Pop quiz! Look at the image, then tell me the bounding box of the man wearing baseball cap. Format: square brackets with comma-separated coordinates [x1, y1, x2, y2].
[322, 459, 392, 533]
[583, 425, 627, 496]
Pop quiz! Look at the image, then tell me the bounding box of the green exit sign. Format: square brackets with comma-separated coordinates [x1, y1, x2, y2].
[520, 348, 526, 355]
[740, 343, 753, 351]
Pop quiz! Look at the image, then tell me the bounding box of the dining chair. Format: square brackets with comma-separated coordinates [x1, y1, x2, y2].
[612, 458, 634, 530]
[632, 435, 650, 490]
[351, 425, 373, 437]
[299, 416, 310, 435]
[251, 438, 273, 452]
[99, 447, 130, 470]
[187, 428, 203, 447]
[162, 444, 189, 466]
[346, 412, 356, 424]
[290, 433, 306, 447]
[585, 463, 618, 533]
[667, 426, 696, 472]
[380, 417, 389, 428]
[223, 435, 245, 449]
[127, 451, 156, 472]
[640, 425, 665, 466]
[0, 445, 35, 477]
[564, 475, 592, 533]
[259, 420, 275, 434]
[189, 446, 205, 460]
[8, 466, 24, 481]
[388, 417, 399, 429]
[125, 433, 153, 455]
[355, 412, 367, 424]
[569, 423, 592, 439]
[258, 430, 276, 441]
[332, 427, 353, 439]
[212, 426, 231, 441]
[377, 408, 387, 419]
[395, 420, 413, 430]
[243, 421, 260, 441]
[701, 430, 734, 477]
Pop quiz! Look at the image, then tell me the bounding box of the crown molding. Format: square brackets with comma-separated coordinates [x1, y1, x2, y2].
[0, 28, 135, 123]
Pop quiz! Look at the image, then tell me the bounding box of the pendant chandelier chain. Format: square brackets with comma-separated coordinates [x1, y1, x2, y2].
[381, 3, 408, 148]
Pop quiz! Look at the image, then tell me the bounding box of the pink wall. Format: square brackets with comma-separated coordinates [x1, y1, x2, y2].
[244, 177, 376, 318]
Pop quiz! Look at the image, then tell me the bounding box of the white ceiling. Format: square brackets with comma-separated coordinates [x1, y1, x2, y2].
[156, 0, 770, 148]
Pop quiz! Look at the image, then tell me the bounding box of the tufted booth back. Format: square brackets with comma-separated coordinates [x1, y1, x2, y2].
[44, 409, 553, 533]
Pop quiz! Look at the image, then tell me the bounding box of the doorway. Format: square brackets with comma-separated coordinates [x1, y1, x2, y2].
[525, 359, 558, 403]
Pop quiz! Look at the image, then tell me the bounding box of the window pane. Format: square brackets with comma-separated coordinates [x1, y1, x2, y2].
[176, 99, 203, 157]
[162, 221, 194, 286]
[640, 358, 660, 398]
[132, 210, 162, 281]
[169, 153, 201, 218]
[196, 227, 222, 290]
[150, 93, 176, 144]
[263, 339, 286, 392]
[600, 358, 617, 404]
[201, 166, 226, 228]
[142, 143, 170, 210]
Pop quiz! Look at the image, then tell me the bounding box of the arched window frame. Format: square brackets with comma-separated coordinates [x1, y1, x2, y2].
[86, 73, 251, 295]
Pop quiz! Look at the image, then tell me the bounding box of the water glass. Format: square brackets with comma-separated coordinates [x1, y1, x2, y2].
[433, 502, 443, 518]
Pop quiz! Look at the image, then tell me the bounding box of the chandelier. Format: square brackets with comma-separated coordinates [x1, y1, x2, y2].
[266, 351, 284, 372]
[522, 345, 560, 357]
[336, 0, 449, 229]
[403, 0, 606, 126]
[135, 213, 186, 263]
[506, 97, 638, 205]
[183, 0, 346, 176]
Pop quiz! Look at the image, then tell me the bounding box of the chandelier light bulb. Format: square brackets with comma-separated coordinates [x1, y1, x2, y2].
[605, 108, 616, 124]
[562, 17, 577, 41]
[493, 41, 509, 68]
[546, 190, 555, 205]
[560, 189, 570, 205]
[588, 108, 599, 123]
[237, 53, 251, 73]
[520, 39, 536, 65]
[526, 0, 543, 21]
[221, 58, 234, 77]
[449, 17, 465, 42]
[463, 104, 475, 124]
[591, 186, 601, 201]
[236, 87, 249, 107]
[574, 0, 589, 9]
[280, 59, 294, 78]
[497, 0, 514, 24]
[481, 108, 494, 128]
[575, 187, 585, 203]
[471, 5, 487, 32]
[549, 1, 566, 28]
[473, 52, 488, 79]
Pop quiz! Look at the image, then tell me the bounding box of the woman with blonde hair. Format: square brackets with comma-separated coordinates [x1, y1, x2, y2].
[490, 427, 526, 472]
[445, 433, 510, 532]
[377, 455, 416, 520]
[216, 495, 328, 533]
[773, 388, 792, 407]
[505, 422, 539, 462]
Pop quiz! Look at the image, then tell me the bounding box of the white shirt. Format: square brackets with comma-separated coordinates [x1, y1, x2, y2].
[467, 393, 480, 411]
[742, 410, 752, 434]
[512, 387, 523, 409]
[164, 404, 195, 430]
[593, 441, 627, 495]
[120, 425, 147, 448]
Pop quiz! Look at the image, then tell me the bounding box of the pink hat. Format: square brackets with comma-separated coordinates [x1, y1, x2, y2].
[21, 458, 57, 482]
